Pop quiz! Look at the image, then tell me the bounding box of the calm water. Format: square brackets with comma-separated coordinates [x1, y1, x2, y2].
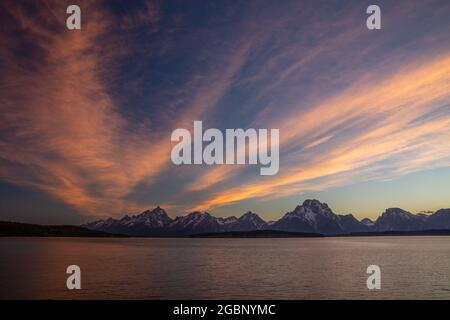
[1, 236, 450, 299]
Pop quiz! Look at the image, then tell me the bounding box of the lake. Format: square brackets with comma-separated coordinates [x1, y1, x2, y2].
[1, 236, 450, 299]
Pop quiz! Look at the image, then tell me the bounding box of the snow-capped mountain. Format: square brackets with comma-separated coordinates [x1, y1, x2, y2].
[168, 212, 225, 235]
[128, 206, 172, 227]
[83, 208, 268, 236]
[373, 208, 427, 231]
[217, 216, 238, 227]
[83, 206, 173, 236]
[369, 208, 450, 232]
[83, 199, 450, 236]
[271, 200, 344, 234]
[230, 212, 267, 231]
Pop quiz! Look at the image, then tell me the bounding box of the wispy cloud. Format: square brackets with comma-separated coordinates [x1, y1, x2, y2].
[0, 0, 252, 217]
[191, 53, 450, 211]
[0, 0, 163, 215]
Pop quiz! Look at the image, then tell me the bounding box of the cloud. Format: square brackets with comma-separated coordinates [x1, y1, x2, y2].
[178, 1, 450, 198]
[0, 0, 252, 217]
[119, 0, 161, 31]
[0, 0, 171, 215]
[191, 53, 450, 211]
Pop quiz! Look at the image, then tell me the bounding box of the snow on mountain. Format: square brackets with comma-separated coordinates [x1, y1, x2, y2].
[128, 206, 172, 228]
[229, 212, 267, 231]
[168, 212, 225, 235]
[373, 208, 427, 231]
[271, 199, 345, 234]
[83, 200, 450, 236]
[217, 216, 238, 226]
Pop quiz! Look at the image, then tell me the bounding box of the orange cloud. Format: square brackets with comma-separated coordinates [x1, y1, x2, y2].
[0, 0, 252, 217]
[191, 53, 450, 211]
[0, 1, 170, 215]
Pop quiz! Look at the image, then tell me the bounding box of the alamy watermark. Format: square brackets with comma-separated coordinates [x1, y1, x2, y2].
[66, 265, 81, 290]
[366, 265, 381, 290]
[65, 4, 380, 32]
[171, 121, 279, 175]
[66, 5, 81, 30]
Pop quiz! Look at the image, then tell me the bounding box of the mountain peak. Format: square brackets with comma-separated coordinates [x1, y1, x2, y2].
[339, 213, 356, 219]
[240, 211, 265, 223]
[382, 208, 413, 218]
[240, 211, 260, 219]
[232, 211, 266, 230]
[430, 208, 450, 216]
[139, 206, 169, 218]
[275, 199, 343, 234]
[384, 207, 406, 212]
[120, 214, 131, 221]
[186, 211, 210, 217]
[361, 218, 374, 226]
[374, 207, 426, 231]
[302, 199, 329, 208]
[292, 199, 335, 219]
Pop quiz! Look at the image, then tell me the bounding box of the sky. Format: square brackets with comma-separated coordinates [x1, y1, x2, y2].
[0, 0, 449, 224]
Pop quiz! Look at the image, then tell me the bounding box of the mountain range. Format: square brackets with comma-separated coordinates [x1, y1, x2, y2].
[83, 199, 450, 236]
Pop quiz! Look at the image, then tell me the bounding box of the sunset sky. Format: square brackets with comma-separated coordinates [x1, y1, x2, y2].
[1, 0, 449, 224]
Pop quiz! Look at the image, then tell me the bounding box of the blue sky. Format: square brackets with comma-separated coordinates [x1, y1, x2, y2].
[0, 0, 449, 223]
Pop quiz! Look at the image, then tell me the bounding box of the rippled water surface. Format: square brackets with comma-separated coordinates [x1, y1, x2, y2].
[1, 236, 450, 299]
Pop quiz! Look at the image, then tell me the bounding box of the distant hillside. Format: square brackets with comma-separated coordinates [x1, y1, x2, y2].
[190, 230, 324, 238]
[336, 229, 450, 237]
[192, 229, 450, 238]
[0, 221, 127, 237]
